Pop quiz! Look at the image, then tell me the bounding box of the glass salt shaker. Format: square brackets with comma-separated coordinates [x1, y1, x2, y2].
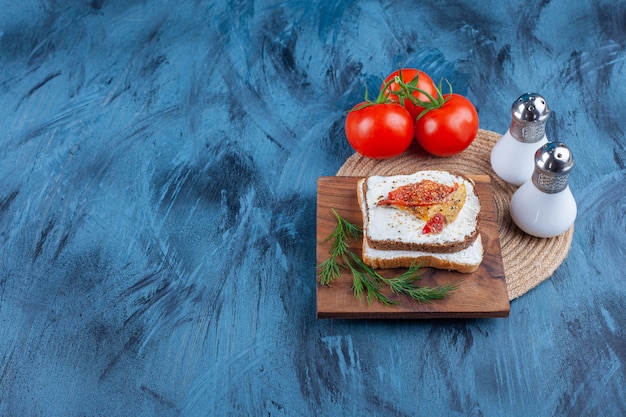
[491, 93, 550, 186]
[510, 142, 576, 238]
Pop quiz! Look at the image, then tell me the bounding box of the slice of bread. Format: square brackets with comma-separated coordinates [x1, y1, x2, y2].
[357, 170, 480, 254]
[361, 233, 483, 273]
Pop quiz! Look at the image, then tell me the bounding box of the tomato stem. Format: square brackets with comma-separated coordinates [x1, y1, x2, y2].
[392, 71, 439, 107]
[349, 71, 455, 117]
[349, 78, 397, 112]
[393, 75, 455, 119]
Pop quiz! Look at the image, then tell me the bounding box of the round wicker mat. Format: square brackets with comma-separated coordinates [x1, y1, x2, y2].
[336, 129, 574, 301]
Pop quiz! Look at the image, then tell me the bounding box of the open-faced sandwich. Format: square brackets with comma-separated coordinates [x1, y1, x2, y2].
[356, 170, 483, 273]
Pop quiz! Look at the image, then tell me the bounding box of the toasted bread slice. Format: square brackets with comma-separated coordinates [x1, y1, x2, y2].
[357, 170, 480, 254]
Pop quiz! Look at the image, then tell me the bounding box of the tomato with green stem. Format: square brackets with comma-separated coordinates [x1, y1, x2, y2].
[345, 81, 414, 159]
[412, 81, 479, 157]
[381, 68, 439, 120]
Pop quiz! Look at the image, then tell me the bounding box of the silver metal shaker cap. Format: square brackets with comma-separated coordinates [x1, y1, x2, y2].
[509, 93, 551, 143]
[532, 142, 574, 193]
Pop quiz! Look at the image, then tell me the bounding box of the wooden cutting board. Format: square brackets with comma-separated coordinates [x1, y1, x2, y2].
[316, 175, 510, 319]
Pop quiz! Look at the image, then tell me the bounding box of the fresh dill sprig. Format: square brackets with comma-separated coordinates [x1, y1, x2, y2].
[319, 208, 361, 286]
[318, 208, 460, 305]
[384, 264, 459, 304]
[344, 250, 395, 306]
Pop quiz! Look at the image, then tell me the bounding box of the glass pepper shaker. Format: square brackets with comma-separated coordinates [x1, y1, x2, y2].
[510, 142, 577, 238]
[491, 93, 550, 186]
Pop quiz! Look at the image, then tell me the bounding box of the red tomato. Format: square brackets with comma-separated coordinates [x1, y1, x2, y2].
[422, 213, 444, 234]
[345, 103, 414, 159]
[381, 69, 439, 120]
[414, 93, 479, 157]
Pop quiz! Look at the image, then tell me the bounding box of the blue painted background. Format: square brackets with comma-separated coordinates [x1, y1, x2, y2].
[1, 1, 624, 416]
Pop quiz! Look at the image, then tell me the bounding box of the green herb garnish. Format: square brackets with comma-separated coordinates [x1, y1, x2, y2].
[318, 208, 459, 306]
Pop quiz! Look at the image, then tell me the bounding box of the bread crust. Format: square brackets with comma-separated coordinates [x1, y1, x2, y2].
[357, 171, 481, 254]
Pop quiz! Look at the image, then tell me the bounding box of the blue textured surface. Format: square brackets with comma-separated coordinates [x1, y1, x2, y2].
[1, 1, 625, 416]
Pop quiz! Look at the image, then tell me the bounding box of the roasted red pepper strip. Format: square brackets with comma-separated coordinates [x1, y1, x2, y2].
[378, 180, 458, 207]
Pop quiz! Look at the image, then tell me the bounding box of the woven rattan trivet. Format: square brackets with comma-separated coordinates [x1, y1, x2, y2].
[336, 129, 574, 300]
